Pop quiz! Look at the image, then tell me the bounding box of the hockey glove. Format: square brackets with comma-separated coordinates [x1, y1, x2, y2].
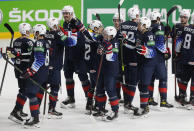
[21, 68, 36, 79]
[164, 47, 171, 60]
[136, 45, 147, 55]
[58, 26, 68, 41]
[6, 47, 16, 59]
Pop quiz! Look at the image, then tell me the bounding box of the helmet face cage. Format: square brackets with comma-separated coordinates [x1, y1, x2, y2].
[19, 23, 31, 37]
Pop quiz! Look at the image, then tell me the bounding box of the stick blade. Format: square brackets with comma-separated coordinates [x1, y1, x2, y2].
[167, 6, 178, 17]
[4, 23, 14, 35]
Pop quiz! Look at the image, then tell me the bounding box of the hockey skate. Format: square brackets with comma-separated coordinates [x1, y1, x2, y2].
[160, 99, 173, 108]
[189, 96, 194, 108]
[61, 96, 75, 109]
[133, 106, 149, 118]
[20, 110, 28, 117]
[24, 116, 40, 128]
[148, 97, 158, 106]
[8, 109, 24, 124]
[93, 110, 105, 117]
[85, 99, 94, 115]
[103, 111, 118, 121]
[176, 93, 189, 106]
[48, 108, 63, 119]
[124, 103, 138, 114]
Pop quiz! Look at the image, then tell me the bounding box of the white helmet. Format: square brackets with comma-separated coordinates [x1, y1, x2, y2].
[47, 17, 59, 30]
[62, 5, 76, 18]
[0, 9, 3, 24]
[113, 13, 124, 22]
[192, 13, 194, 23]
[89, 20, 103, 31]
[128, 7, 140, 19]
[180, 9, 191, 19]
[150, 11, 161, 21]
[33, 24, 46, 36]
[19, 23, 31, 36]
[103, 26, 117, 39]
[140, 17, 151, 29]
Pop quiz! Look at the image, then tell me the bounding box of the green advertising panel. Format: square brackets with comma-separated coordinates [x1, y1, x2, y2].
[0, 0, 82, 37]
[83, 0, 194, 27]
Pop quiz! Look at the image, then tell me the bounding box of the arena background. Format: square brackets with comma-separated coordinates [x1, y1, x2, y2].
[0, 0, 193, 38]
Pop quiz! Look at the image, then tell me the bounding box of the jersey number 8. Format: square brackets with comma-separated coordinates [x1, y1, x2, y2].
[183, 34, 191, 49]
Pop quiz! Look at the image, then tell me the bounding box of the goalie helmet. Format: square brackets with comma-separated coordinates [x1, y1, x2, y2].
[140, 17, 151, 29]
[89, 20, 103, 31]
[33, 24, 46, 36]
[180, 9, 191, 19]
[103, 26, 117, 39]
[128, 7, 140, 20]
[113, 13, 124, 22]
[19, 23, 31, 36]
[47, 17, 59, 30]
[150, 11, 161, 21]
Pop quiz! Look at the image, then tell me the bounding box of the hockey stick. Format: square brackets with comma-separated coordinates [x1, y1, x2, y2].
[95, 13, 101, 21]
[43, 90, 47, 115]
[118, 0, 125, 84]
[166, 6, 178, 63]
[166, 6, 178, 99]
[0, 23, 14, 95]
[1, 54, 58, 101]
[89, 52, 104, 115]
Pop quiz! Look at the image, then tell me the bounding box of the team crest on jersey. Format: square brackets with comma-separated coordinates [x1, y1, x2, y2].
[0, 9, 3, 24]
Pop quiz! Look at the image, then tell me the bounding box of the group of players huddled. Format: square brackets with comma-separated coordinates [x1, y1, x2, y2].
[2, 4, 194, 127]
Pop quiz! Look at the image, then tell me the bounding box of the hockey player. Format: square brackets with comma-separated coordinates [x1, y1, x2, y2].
[148, 11, 173, 108]
[7, 23, 34, 124]
[23, 24, 49, 127]
[119, 7, 140, 113]
[135, 17, 173, 116]
[60, 5, 91, 108]
[93, 26, 119, 121]
[173, 9, 192, 105]
[36, 18, 64, 118]
[85, 20, 104, 112]
[112, 13, 125, 103]
[175, 10, 194, 106]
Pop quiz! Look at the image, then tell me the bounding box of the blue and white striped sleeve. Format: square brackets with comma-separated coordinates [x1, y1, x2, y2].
[31, 42, 45, 72]
[175, 36, 183, 53]
[144, 46, 156, 58]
